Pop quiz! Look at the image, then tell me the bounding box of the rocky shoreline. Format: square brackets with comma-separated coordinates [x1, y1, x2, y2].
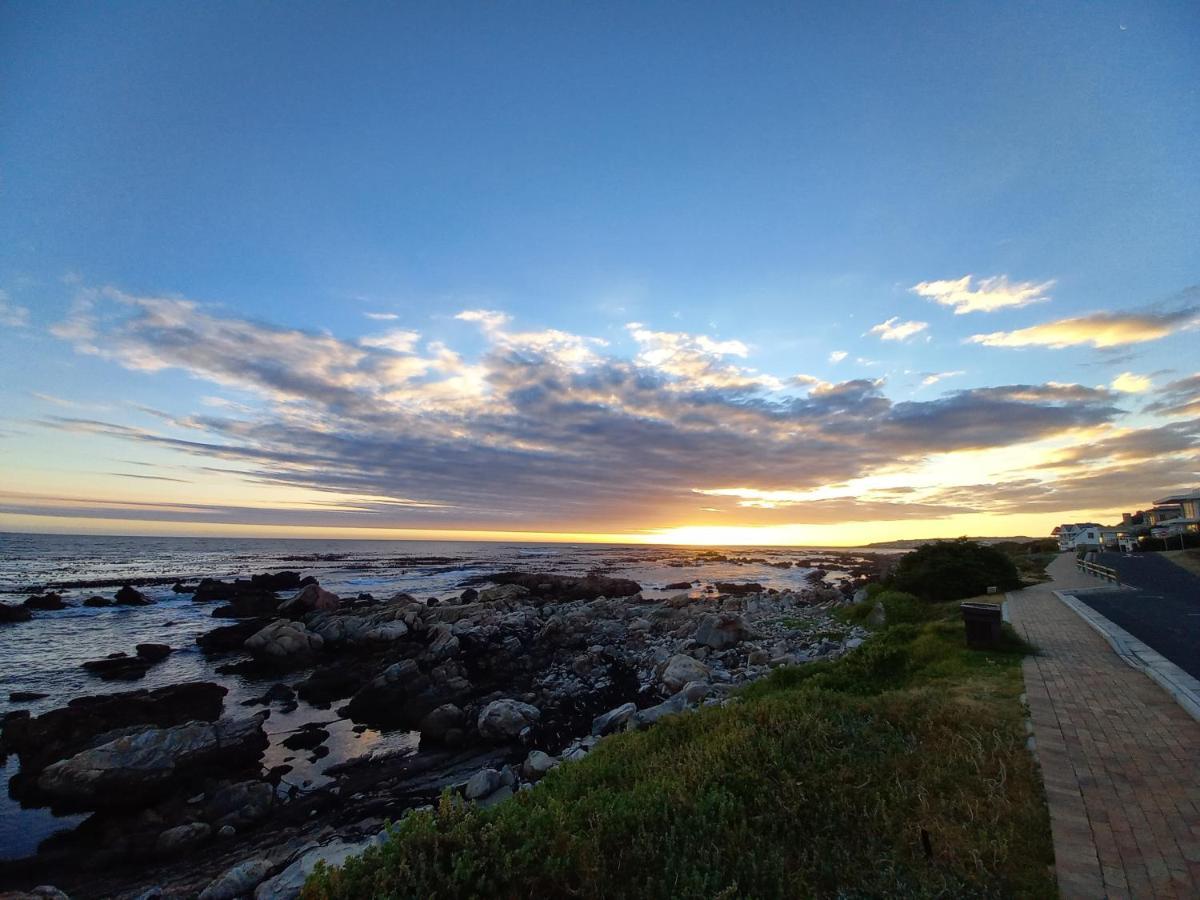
[0, 555, 883, 900]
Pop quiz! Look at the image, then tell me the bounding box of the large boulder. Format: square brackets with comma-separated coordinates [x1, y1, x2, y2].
[694, 613, 755, 650]
[244, 620, 324, 664]
[36, 713, 269, 809]
[204, 779, 275, 828]
[115, 585, 152, 606]
[155, 821, 211, 855]
[418, 703, 464, 743]
[196, 618, 272, 654]
[591, 701, 637, 736]
[278, 583, 339, 616]
[631, 682, 710, 730]
[661, 654, 710, 692]
[0, 682, 228, 773]
[476, 699, 540, 743]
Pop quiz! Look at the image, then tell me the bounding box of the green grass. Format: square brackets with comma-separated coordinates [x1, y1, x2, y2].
[303, 600, 1053, 900]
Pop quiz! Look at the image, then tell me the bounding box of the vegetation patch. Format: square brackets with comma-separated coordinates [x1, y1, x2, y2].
[303, 592, 1053, 899]
[887, 539, 1022, 602]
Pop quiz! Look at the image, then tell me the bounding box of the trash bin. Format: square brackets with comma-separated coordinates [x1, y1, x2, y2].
[961, 602, 1003, 649]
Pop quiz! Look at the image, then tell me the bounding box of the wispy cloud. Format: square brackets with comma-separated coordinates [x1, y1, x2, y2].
[969, 309, 1198, 349]
[1145, 373, 1200, 418]
[912, 275, 1054, 314]
[869, 317, 928, 342]
[364, 312, 400, 321]
[921, 370, 965, 387]
[828, 350, 848, 364]
[0, 290, 31, 327]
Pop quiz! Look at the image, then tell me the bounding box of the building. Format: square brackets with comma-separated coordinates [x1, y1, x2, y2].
[1152, 489, 1200, 535]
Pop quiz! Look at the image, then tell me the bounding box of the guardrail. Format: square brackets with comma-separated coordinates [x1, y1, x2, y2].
[1077, 559, 1120, 585]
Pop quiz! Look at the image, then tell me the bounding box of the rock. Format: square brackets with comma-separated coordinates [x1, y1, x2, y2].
[198, 858, 274, 900]
[83, 595, 112, 607]
[115, 585, 152, 606]
[664, 581, 693, 590]
[694, 613, 754, 650]
[244, 620, 324, 664]
[747, 649, 769, 666]
[459, 588, 478, 602]
[477, 783, 514, 808]
[713, 582, 764, 596]
[4, 889, 72, 900]
[81, 653, 157, 681]
[479, 584, 532, 603]
[522, 750, 558, 780]
[0, 603, 33, 623]
[196, 618, 272, 654]
[24, 593, 67, 610]
[424, 623, 460, 660]
[278, 583, 340, 616]
[476, 699, 541, 743]
[155, 821, 211, 855]
[592, 702, 637, 736]
[254, 836, 378, 900]
[9, 691, 48, 703]
[36, 713, 269, 809]
[661, 654, 710, 692]
[136, 643, 172, 662]
[281, 726, 329, 751]
[631, 682, 709, 730]
[464, 767, 502, 800]
[474, 572, 641, 602]
[418, 703, 463, 742]
[0, 682, 228, 774]
[250, 571, 304, 592]
[205, 780, 275, 828]
[218, 825, 236, 838]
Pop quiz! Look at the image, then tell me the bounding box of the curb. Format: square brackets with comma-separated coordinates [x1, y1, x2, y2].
[1051, 589, 1200, 724]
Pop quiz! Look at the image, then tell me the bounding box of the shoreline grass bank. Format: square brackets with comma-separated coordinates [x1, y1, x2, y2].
[303, 589, 1055, 899]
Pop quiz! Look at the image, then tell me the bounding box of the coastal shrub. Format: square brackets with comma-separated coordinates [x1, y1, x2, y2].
[875, 589, 927, 624]
[888, 539, 1020, 603]
[303, 608, 1053, 900]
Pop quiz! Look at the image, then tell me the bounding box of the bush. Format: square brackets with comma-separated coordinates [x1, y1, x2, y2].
[887, 539, 1021, 603]
[874, 590, 928, 625]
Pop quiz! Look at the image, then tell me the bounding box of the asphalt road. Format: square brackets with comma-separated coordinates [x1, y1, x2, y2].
[1069, 552, 1200, 680]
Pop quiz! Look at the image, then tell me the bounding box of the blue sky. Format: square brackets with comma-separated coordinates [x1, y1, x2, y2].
[1, 1, 1197, 543]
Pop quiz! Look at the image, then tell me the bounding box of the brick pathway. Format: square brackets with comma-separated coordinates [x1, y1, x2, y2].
[1008, 555, 1200, 899]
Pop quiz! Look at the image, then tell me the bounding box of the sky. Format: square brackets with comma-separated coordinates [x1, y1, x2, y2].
[1, 1, 1198, 546]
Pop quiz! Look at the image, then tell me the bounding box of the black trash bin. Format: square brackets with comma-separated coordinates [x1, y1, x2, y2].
[960, 602, 1003, 649]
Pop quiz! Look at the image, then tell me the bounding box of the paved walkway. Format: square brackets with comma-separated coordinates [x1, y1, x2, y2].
[1008, 555, 1200, 899]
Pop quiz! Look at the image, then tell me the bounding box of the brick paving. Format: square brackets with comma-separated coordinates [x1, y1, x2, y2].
[1008, 555, 1200, 899]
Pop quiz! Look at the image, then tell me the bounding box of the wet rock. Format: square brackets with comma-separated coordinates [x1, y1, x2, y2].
[115, 585, 152, 606]
[155, 821, 211, 855]
[83, 595, 112, 607]
[477, 699, 540, 743]
[0, 888, 71, 900]
[81, 653, 155, 681]
[36, 713, 269, 809]
[0, 603, 33, 623]
[198, 858, 275, 900]
[281, 725, 329, 752]
[136, 643, 172, 663]
[0, 681, 228, 774]
[459, 588, 478, 602]
[591, 701, 637, 736]
[661, 654, 710, 692]
[664, 581, 693, 590]
[25, 592, 67, 610]
[713, 582, 764, 596]
[472, 571, 642, 602]
[9, 691, 48, 703]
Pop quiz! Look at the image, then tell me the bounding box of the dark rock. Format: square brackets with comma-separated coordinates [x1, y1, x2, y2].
[82, 653, 156, 681]
[664, 581, 693, 590]
[171, 582, 194, 593]
[196, 618, 271, 654]
[469, 571, 642, 602]
[0, 681, 228, 774]
[83, 595, 113, 607]
[25, 592, 67, 610]
[281, 725, 329, 752]
[713, 582, 765, 596]
[249, 571, 302, 592]
[204, 779, 275, 828]
[9, 691, 48, 703]
[460, 588, 479, 602]
[0, 603, 33, 623]
[136, 643, 172, 663]
[115, 585, 152, 606]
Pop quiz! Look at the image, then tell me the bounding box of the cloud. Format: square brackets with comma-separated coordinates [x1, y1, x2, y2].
[455, 309, 512, 332]
[828, 350, 848, 364]
[911, 275, 1054, 314]
[35, 288, 1139, 531]
[920, 370, 965, 387]
[869, 317, 928, 342]
[360, 328, 422, 353]
[969, 308, 1198, 349]
[0, 290, 31, 327]
[364, 312, 400, 321]
[1145, 373, 1200, 418]
[1110, 372, 1152, 393]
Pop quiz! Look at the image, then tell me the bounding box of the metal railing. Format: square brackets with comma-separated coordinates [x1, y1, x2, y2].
[1076, 559, 1120, 585]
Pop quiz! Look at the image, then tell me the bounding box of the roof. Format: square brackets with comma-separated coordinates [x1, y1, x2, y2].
[1155, 488, 1200, 505]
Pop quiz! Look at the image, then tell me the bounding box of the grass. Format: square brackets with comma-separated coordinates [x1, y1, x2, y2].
[303, 598, 1054, 900]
